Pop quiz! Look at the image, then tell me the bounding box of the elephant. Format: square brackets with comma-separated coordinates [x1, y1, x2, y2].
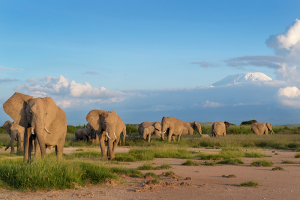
[212, 121, 230, 137]
[87, 123, 99, 144]
[86, 110, 126, 160]
[250, 122, 274, 135]
[182, 122, 202, 135]
[139, 121, 162, 142]
[75, 128, 91, 142]
[3, 92, 67, 162]
[3, 120, 25, 153]
[161, 116, 184, 142]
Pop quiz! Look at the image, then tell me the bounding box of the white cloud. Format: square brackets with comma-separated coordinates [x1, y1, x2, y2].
[278, 86, 300, 98]
[0, 66, 23, 71]
[16, 75, 130, 107]
[277, 19, 300, 50]
[203, 100, 222, 108]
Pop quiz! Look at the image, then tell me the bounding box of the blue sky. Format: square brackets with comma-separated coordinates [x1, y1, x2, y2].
[1, 1, 300, 125]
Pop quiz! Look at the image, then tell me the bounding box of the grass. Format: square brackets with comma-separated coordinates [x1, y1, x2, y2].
[217, 158, 244, 165]
[281, 160, 296, 164]
[137, 163, 172, 170]
[295, 153, 300, 158]
[0, 157, 143, 191]
[202, 162, 217, 166]
[244, 152, 266, 158]
[272, 166, 284, 171]
[239, 181, 259, 187]
[76, 148, 84, 151]
[144, 172, 158, 179]
[163, 171, 175, 176]
[250, 160, 273, 167]
[114, 147, 193, 162]
[182, 159, 200, 166]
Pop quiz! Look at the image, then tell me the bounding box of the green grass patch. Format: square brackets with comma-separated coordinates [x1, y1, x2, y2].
[250, 160, 273, 167]
[137, 163, 172, 170]
[182, 159, 200, 166]
[239, 181, 259, 187]
[163, 171, 175, 176]
[144, 172, 158, 179]
[281, 160, 296, 164]
[0, 158, 143, 191]
[272, 166, 284, 171]
[244, 152, 266, 158]
[76, 148, 84, 151]
[295, 153, 300, 158]
[202, 162, 217, 166]
[217, 158, 244, 165]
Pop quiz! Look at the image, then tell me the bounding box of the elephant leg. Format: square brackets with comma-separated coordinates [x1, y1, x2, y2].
[17, 134, 22, 152]
[111, 138, 119, 160]
[24, 128, 31, 162]
[148, 134, 151, 143]
[168, 130, 174, 142]
[177, 135, 181, 141]
[55, 138, 64, 160]
[99, 134, 107, 159]
[108, 139, 114, 160]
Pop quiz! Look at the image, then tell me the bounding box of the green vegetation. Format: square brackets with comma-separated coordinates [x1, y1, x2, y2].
[182, 159, 200, 166]
[250, 160, 273, 167]
[67, 125, 86, 134]
[202, 162, 217, 166]
[272, 167, 284, 171]
[0, 157, 143, 191]
[144, 172, 158, 179]
[217, 158, 244, 165]
[239, 181, 259, 187]
[295, 153, 300, 158]
[76, 148, 84, 151]
[137, 163, 172, 170]
[240, 120, 257, 126]
[114, 147, 193, 162]
[126, 124, 139, 135]
[244, 152, 266, 158]
[163, 171, 175, 176]
[281, 160, 296, 164]
[0, 126, 7, 134]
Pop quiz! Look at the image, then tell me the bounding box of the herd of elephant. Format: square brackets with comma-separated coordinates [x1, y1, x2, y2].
[2, 92, 274, 162]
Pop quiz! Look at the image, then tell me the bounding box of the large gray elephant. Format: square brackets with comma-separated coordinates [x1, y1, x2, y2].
[212, 121, 230, 137]
[139, 121, 162, 142]
[250, 122, 274, 135]
[75, 128, 91, 142]
[161, 116, 184, 142]
[86, 110, 126, 160]
[3, 92, 67, 162]
[3, 120, 25, 153]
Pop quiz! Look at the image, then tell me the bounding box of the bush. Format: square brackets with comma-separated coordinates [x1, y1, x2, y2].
[244, 152, 266, 158]
[239, 181, 259, 187]
[251, 160, 273, 167]
[182, 159, 200, 166]
[295, 153, 300, 158]
[272, 166, 284, 171]
[67, 125, 86, 134]
[126, 124, 139, 135]
[281, 160, 296, 164]
[217, 158, 244, 165]
[240, 120, 257, 126]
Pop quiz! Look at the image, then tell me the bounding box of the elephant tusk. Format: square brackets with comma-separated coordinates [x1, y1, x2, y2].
[114, 132, 117, 139]
[31, 127, 35, 135]
[45, 127, 51, 134]
[106, 132, 111, 140]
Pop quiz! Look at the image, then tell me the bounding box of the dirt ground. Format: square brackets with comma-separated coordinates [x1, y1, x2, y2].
[0, 147, 300, 200]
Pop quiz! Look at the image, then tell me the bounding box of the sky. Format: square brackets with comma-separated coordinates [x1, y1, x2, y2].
[1, 0, 300, 125]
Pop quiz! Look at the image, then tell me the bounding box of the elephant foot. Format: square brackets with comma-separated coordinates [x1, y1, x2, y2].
[101, 156, 108, 160]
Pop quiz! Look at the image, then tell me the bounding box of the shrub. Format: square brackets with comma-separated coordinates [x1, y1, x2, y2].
[126, 124, 139, 135]
[144, 172, 158, 179]
[239, 181, 259, 187]
[217, 158, 244, 165]
[272, 167, 284, 171]
[240, 120, 257, 126]
[250, 160, 273, 167]
[137, 163, 153, 170]
[244, 152, 265, 158]
[295, 153, 300, 158]
[281, 160, 296, 164]
[182, 160, 200, 166]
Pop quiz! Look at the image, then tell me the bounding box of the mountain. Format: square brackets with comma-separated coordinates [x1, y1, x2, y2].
[212, 72, 272, 86]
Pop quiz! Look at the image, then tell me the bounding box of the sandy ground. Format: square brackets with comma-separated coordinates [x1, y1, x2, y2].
[0, 148, 300, 200]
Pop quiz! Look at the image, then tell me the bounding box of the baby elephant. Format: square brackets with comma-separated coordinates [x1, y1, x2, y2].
[75, 128, 91, 142]
[3, 120, 25, 153]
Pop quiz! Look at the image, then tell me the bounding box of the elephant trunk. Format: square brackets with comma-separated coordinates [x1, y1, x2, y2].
[34, 118, 47, 158]
[143, 132, 147, 140]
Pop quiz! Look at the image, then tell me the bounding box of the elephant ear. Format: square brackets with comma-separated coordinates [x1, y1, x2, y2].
[3, 120, 13, 135]
[153, 122, 161, 131]
[224, 121, 230, 129]
[86, 110, 102, 131]
[43, 97, 58, 128]
[3, 92, 33, 127]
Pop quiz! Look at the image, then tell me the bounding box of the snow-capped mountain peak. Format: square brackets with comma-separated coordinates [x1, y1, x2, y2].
[212, 72, 272, 86]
